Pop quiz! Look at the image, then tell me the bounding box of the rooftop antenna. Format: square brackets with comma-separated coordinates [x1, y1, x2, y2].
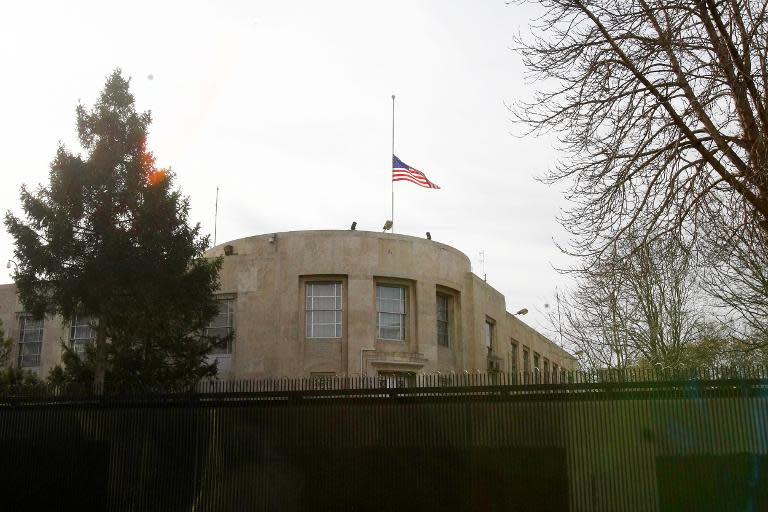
[213, 186, 219, 247]
[479, 250, 486, 282]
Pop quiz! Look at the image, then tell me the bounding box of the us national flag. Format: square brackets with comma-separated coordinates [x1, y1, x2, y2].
[392, 155, 440, 189]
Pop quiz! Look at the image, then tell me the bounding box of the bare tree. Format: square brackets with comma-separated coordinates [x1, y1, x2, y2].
[554, 256, 636, 369]
[623, 238, 703, 367]
[552, 235, 703, 369]
[514, 0, 768, 258]
[702, 214, 768, 346]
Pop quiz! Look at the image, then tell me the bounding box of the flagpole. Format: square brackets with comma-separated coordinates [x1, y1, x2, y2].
[391, 94, 395, 233]
[214, 186, 219, 246]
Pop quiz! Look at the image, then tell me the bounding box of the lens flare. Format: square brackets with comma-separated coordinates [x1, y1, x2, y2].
[147, 169, 167, 186]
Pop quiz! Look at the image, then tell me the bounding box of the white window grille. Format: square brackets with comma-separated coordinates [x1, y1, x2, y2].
[437, 293, 450, 347]
[376, 285, 407, 341]
[206, 299, 234, 355]
[305, 282, 342, 338]
[18, 315, 43, 368]
[69, 314, 96, 355]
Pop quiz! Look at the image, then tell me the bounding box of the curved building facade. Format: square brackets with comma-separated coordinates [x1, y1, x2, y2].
[204, 230, 575, 378]
[0, 230, 575, 379]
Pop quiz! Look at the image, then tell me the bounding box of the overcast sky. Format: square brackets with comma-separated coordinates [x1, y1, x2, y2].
[0, 0, 573, 335]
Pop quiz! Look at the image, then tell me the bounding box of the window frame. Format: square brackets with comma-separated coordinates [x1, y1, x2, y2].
[523, 346, 531, 373]
[310, 372, 336, 390]
[378, 371, 416, 388]
[484, 317, 495, 354]
[436, 292, 450, 347]
[205, 297, 235, 355]
[17, 314, 44, 369]
[305, 281, 343, 339]
[376, 283, 408, 342]
[69, 313, 97, 355]
[510, 340, 518, 373]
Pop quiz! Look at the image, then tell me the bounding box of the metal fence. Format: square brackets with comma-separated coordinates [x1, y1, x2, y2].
[5, 365, 768, 399]
[1, 370, 767, 511]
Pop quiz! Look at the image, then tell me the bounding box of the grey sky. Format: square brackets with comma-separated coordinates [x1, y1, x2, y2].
[0, 0, 573, 334]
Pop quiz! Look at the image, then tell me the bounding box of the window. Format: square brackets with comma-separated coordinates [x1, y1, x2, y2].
[69, 314, 96, 355]
[484, 318, 495, 353]
[523, 347, 530, 372]
[553, 364, 559, 383]
[377, 284, 407, 341]
[543, 359, 550, 382]
[310, 372, 336, 389]
[436, 293, 450, 347]
[378, 371, 416, 388]
[510, 341, 518, 373]
[18, 315, 43, 368]
[206, 299, 234, 354]
[534, 352, 540, 370]
[306, 282, 342, 338]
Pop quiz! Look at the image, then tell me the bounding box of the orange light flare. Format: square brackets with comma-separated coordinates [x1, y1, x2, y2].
[147, 168, 168, 186]
[138, 137, 166, 186]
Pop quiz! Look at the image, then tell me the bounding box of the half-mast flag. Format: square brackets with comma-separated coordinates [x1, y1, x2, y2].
[392, 155, 440, 189]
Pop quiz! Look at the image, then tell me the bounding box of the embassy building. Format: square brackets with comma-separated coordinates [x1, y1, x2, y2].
[0, 230, 575, 379]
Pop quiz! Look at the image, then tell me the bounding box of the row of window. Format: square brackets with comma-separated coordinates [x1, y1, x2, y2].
[15, 314, 97, 369]
[301, 281, 455, 345]
[14, 284, 564, 372]
[509, 341, 562, 376]
[15, 308, 224, 370]
[10, 283, 455, 368]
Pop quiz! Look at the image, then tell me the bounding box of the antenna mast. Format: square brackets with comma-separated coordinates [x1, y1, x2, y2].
[214, 186, 219, 247]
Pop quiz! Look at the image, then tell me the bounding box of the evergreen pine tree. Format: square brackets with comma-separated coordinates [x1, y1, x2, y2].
[5, 69, 223, 392]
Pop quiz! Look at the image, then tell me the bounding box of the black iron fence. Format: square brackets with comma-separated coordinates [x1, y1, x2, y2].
[4, 365, 768, 399]
[1, 369, 767, 511]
